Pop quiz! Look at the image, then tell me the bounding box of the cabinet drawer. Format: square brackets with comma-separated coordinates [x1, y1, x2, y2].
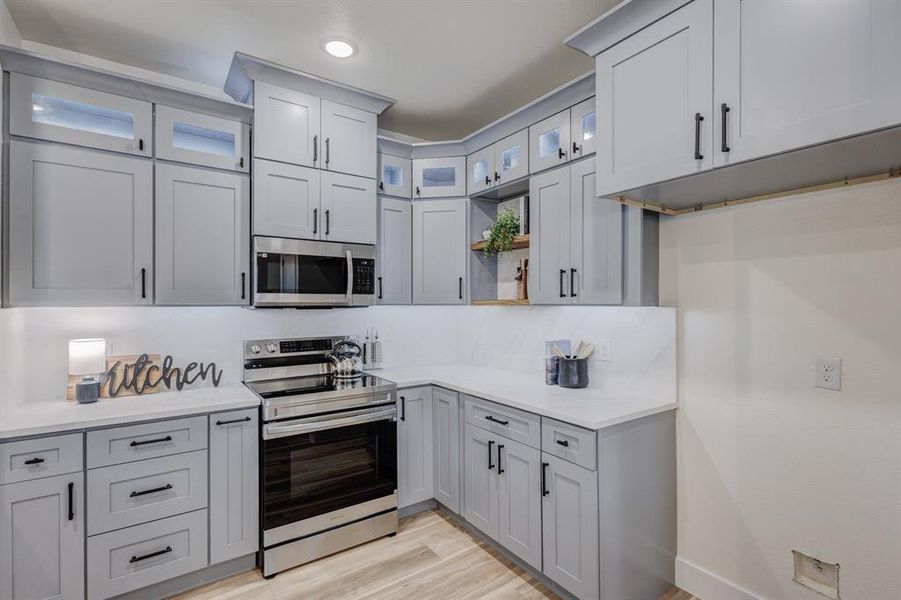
[87, 416, 207, 468]
[87, 509, 208, 599]
[464, 396, 540, 449]
[541, 418, 597, 471]
[87, 450, 208, 535]
[0, 433, 83, 485]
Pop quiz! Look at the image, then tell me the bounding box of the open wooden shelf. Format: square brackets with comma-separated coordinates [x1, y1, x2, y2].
[471, 299, 530, 306]
[470, 234, 530, 252]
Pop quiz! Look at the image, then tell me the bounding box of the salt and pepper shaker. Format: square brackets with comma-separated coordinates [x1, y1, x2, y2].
[361, 327, 382, 370]
[372, 330, 382, 367]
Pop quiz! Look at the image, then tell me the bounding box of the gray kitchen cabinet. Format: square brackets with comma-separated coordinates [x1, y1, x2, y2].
[155, 163, 250, 305]
[0, 473, 85, 600]
[253, 158, 320, 240]
[378, 153, 412, 198]
[377, 197, 412, 304]
[209, 409, 259, 565]
[595, 0, 713, 197]
[541, 453, 599, 599]
[496, 437, 542, 570]
[467, 144, 495, 196]
[529, 109, 571, 174]
[462, 423, 498, 539]
[321, 171, 377, 244]
[413, 156, 466, 198]
[398, 387, 433, 508]
[321, 99, 377, 179]
[569, 97, 597, 159]
[431, 387, 460, 513]
[155, 105, 250, 172]
[412, 198, 467, 304]
[494, 129, 529, 185]
[253, 81, 320, 168]
[9, 72, 152, 157]
[529, 160, 622, 305]
[6, 139, 153, 306]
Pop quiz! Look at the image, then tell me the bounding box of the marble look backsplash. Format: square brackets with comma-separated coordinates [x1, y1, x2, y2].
[0, 305, 675, 413]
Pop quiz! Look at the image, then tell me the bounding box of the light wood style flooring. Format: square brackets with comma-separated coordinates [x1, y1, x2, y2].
[175, 510, 700, 600]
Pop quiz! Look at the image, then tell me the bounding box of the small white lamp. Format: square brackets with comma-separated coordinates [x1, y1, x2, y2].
[69, 339, 106, 403]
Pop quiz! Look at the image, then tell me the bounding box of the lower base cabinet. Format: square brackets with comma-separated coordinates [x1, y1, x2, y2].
[398, 387, 433, 507]
[0, 473, 85, 600]
[431, 387, 460, 513]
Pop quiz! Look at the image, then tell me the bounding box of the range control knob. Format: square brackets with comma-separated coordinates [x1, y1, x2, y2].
[266, 343, 278, 354]
[249, 344, 262, 354]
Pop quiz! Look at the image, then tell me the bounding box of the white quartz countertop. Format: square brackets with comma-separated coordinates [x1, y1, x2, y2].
[0, 384, 259, 440]
[372, 365, 677, 430]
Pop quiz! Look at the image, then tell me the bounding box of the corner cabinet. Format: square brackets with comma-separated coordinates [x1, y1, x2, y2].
[398, 387, 433, 508]
[412, 198, 468, 304]
[155, 163, 250, 305]
[468, 129, 529, 194]
[0, 473, 85, 600]
[7, 140, 153, 306]
[377, 197, 412, 304]
[432, 387, 460, 513]
[413, 157, 466, 198]
[378, 153, 412, 198]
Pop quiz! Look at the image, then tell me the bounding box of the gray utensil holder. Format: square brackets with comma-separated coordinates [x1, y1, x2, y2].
[557, 357, 589, 388]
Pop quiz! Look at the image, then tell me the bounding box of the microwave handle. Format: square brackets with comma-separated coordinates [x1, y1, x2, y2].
[346, 249, 354, 304]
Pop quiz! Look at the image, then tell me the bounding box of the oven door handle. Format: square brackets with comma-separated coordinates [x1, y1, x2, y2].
[264, 406, 397, 439]
[345, 249, 354, 304]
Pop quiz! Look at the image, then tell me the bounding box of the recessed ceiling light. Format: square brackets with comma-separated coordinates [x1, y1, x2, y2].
[323, 39, 355, 59]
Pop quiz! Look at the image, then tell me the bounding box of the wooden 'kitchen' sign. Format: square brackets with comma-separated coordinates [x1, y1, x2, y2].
[66, 354, 223, 401]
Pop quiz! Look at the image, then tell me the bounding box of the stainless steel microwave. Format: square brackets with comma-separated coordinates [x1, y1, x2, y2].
[252, 236, 375, 307]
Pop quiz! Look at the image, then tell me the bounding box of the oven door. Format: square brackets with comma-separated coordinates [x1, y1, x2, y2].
[261, 403, 398, 546]
[253, 236, 353, 306]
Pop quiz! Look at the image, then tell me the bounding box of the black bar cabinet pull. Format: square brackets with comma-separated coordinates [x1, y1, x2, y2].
[484, 176, 490, 186]
[130, 435, 172, 447]
[541, 462, 549, 496]
[485, 415, 509, 426]
[130, 484, 172, 498]
[694, 112, 704, 160]
[67, 482, 74, 521]
[241, 273, 246, 300]
[325, 137, 330, 165]
[494, 172, 500, 182]
[325, 209, 330, 235]
[721, 103, 731, 153]
[559, 269, 566, 298]
[400, 396, 405, 421]
[313, 135, 318, 163]
[140, 268, 146, 299]
[572, 141, 580, 155]
[488, 440, 495, 470]
[459, 277, 463, 300]
[570, 268, 577, 297]
[239, 156, 245, 169]
[130, 546, 172, 564]
[556, 439, 570, 447]
[558, 147, 566, 160]
[377, 277, 383, 299]
[379, 181, 384, 191]
[313, 208, 318, 234]
[24, 457, 45, 465]
[138, 138, 144, 152]
[497, 444, 505, 474]
[416, 186, 421, 196]
[216, 416, 251, 426]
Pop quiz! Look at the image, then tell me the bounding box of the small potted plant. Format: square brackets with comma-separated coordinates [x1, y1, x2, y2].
[483, 209, 521, 256]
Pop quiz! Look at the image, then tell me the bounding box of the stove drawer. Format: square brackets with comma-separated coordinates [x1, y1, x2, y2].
[87, 416, 207, 467]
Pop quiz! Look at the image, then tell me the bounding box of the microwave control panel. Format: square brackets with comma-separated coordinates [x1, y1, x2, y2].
[352, 258, 375, 295]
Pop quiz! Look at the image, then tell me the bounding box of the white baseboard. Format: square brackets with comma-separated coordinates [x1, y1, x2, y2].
[676, 557, 766, 600]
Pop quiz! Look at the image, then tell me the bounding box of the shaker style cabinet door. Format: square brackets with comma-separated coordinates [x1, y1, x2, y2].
[0, 473, 85, 600]
[432, 387, 460, 513]
[496, 437, 542, 570]
[569, 97, 597, 159]
[494, 128, 529, 185]
[155, 105, 250, 172]
[378, 153, 412, 198]
[7, 140, 153, 306]
[253, 159, 321, 240]
[413, 157, 466, 198]
[596, 0, 713, 196]
[155, 163, 250, 305]
[253, 81, 320, 168]
[321, 100, 377, 179]
[412, 198, 467, 304]
[528, 165, 571, 304]
[398, 387, 433, 508]
[377, 197, 412, 305]
[529, 109, 571, 174]
[320, 171, 377, 245]
[462, 424, 498, 540]
[467, 144, 495, 195]
[713, 0, 901, 167]
[9, 73, 152, 157]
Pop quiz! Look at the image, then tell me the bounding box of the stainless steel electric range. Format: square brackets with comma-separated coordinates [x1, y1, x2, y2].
[242, 336, 398, 578]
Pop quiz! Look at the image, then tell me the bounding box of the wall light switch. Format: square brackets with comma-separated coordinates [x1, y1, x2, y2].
[814, 358, 842, 391]
[597, 338, 611, 362]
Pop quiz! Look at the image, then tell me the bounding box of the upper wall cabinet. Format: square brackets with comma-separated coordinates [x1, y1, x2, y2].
[377, 197, 412, 304]
[529, 109, 572, 174]
[467, 145, 495, 196]
[253, 81, 320, 168]
[155, 106, 250, 172]
[412, 198, 467, 304]
[413, 157, 466, 199]
[253, 159, 320, 240]
[9, 73, 152, 157]
[378, 153, 412, 198]
[468, 129, 530, 195]
[321, 100, 377, 179]
[320, 171, 377, 245]
[569, 97, 597, 160]
[713, 0, 901, 167]
[595, 0, 713, 197]
[7, 140, 153, 306]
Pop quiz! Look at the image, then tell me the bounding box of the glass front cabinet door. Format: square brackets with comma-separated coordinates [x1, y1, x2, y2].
[494, 129, 529, 185]
[155, 106, 250, 172]
[467, 145, 495, 195]
[412, 156, 467, 199]
[378, 153, 412, 198]
[529, 109, 571, 174]
[570, 97, 597, 159]
[9, 73, 152, 157]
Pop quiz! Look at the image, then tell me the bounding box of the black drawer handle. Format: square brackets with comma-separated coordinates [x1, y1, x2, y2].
[694, 112, 704, 160]
[541, 462, 550, 496]
[400, 396, 405, 421]
[378, 276, 383, 300]
[721, 103, 731, 153]
[485, 415, 509, 426]
[497, 444, 505, 474]
[24, 457, 45, 465]
[67, 481, 74, 521]
[216, 416, 251, 426]
[130, 546, 172, 564]
[555, 439, 570, 447]
[130, 435, 172, 447]
[488, 440, 495, 470]
[130, 484, 172, 498]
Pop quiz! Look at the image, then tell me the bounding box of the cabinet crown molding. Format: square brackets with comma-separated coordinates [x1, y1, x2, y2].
[564, 0, 692, 57]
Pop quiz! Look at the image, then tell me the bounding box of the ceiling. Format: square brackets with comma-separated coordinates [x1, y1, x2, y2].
[3, 0, 619, 141]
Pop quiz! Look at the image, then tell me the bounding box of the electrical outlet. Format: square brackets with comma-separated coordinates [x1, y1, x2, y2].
[814, 358, 842, 391]
[597, 338, 611, 362]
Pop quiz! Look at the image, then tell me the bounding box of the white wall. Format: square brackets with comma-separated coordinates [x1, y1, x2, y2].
[660, 178, 901, 600]
[0, 0, 22, 47]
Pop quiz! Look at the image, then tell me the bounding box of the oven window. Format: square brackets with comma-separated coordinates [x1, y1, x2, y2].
[256, 252, 348, 295]
[262, 418, 397, 530]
